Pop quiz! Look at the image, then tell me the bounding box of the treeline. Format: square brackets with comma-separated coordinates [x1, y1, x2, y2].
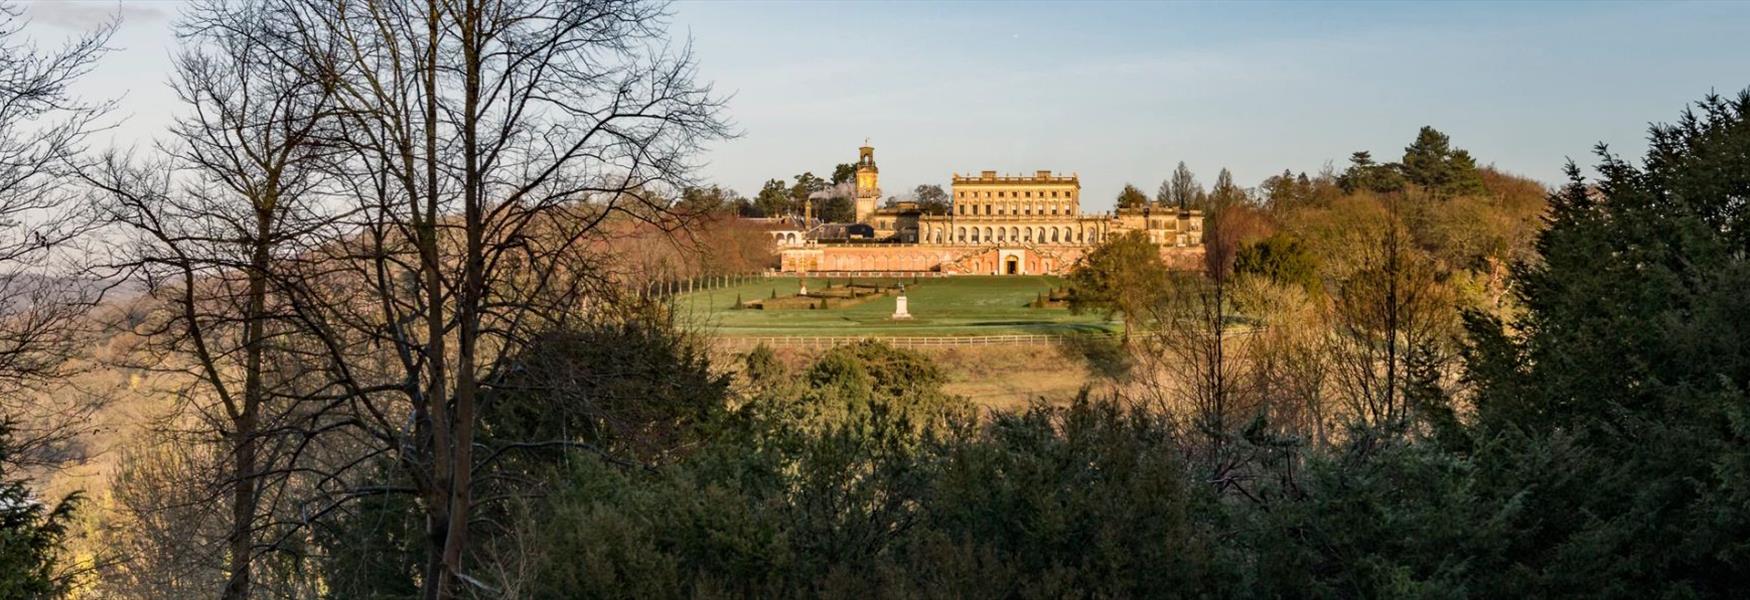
[283, 93, 1750, 597]
[4, 0, 1750, 595]
[682, 177, 952, 222]
[417, 92, 1750, 598]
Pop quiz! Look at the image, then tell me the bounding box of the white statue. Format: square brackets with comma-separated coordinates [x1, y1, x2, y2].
[891, 284, 912, 320]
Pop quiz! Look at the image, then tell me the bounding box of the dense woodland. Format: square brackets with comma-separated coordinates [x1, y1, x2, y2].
[1, 0, 1749, 598]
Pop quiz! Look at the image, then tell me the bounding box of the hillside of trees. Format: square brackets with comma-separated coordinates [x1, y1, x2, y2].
[3, 0, 1750, 598]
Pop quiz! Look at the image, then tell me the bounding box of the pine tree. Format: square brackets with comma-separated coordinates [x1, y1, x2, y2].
[1400, 126, 1483, 197]
[1338, 150, 1405, 194]
[0, 420, 78, 598]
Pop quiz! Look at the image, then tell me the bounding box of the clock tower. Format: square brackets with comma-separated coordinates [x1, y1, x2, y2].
[854, 141, 880, 223]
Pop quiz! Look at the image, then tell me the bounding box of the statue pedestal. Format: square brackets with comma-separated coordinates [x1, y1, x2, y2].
[891, 295, 912, 320]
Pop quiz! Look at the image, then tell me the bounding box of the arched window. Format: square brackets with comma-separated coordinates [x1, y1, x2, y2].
[1051, 228, 1060, 243]
[1023, 228, 1032, 243]
[956, 227, 965, 242]
[1010, 226, 1019, 242]
[984, 227, 993, 242]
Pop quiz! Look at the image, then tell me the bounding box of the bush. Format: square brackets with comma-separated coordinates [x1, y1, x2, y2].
[514, 394, 1238, 598]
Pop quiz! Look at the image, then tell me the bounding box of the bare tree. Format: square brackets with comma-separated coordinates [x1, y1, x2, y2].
[1233, 276, 1332, 449]
[1137, 194, 1258, 444]
[88, 1, 342, 597]
[1323, 194, 1454, 446]
[262, 0, 730, 596]
[1157, 161, 1204, 211]
[0, 1, 114, 470]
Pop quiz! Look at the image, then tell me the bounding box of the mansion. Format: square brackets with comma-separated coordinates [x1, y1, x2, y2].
[771, 143, 1204, 276]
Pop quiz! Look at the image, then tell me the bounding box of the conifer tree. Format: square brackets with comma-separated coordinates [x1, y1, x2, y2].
[0, 421, 77, 597]
[1400, 126, 1484, 197]
[1115, 183, 1150, 209]
[1465, 90, 1750, 595]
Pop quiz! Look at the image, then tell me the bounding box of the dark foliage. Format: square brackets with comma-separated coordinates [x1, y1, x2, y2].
[0, 421, 78, 599]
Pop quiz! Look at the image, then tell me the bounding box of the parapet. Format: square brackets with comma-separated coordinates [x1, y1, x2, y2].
[951, 170, 1080, 185]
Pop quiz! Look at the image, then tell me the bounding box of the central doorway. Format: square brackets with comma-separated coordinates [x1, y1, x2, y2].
[1005, 256, 1019, 275]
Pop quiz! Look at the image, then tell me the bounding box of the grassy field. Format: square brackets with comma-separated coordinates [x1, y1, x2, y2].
[675, 275, 1119, 337]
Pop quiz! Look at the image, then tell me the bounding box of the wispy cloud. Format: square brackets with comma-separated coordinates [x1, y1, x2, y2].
[22, 0, 167, 30]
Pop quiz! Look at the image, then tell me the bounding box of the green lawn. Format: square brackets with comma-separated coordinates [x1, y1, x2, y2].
[674, 276, 1120, 337]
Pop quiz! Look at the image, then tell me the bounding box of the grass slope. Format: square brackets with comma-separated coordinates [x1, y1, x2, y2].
[676, 276, 1118, 337]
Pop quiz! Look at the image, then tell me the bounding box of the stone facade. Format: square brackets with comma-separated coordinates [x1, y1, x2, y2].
[776, 143, 1204, 275]
[852, 143, 881, 224]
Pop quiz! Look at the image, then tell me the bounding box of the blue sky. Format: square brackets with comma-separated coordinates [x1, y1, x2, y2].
[25, 0, 1750, 210]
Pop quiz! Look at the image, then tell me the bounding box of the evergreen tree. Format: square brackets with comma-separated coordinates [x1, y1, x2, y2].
[1338, 150, 1405, 194]
[830, 162, 858, 186]
[754, 178, 790, 217]
[790, 171, 829, 217]
[912, 184, 950, 215]
[1067, 231, 1168, 325]
[1114, 183, 1150, 209]
[0, 421, 78, 598]
[1400, 126, 1484, 197]
[817, 196, 855, 223]
[1463, 90, 1750, 596]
